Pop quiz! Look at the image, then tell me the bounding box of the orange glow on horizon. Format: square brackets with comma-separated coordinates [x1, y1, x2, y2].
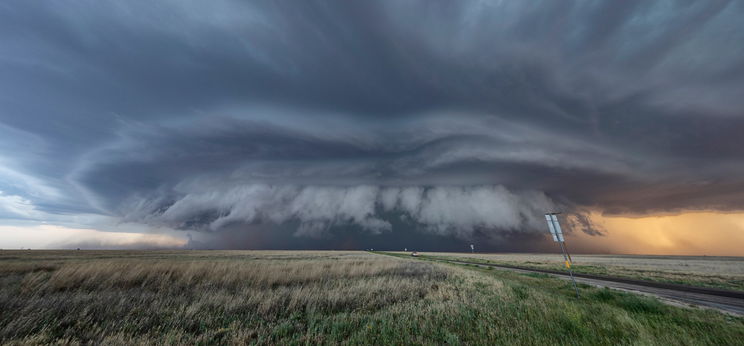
[567, 211, 744, 256]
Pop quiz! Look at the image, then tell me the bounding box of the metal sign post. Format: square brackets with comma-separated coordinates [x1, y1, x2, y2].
[545, 212, 580, 299]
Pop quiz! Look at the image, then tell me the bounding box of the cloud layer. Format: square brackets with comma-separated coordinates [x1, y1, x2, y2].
[1, 1, 744, 249]
[124, 184, 554, 238]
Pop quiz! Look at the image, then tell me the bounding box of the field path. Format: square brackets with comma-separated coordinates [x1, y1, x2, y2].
[381, 253, 744, 316]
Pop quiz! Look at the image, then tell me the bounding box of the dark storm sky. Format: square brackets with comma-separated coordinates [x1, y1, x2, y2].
[1, 1, 743, 250]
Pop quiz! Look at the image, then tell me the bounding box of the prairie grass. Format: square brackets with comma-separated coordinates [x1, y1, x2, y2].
[1, 250, 743, 345]
[408, 252, 744, 292]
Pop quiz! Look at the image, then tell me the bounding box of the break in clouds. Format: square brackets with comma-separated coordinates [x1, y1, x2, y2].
[1, 1, 744, 249]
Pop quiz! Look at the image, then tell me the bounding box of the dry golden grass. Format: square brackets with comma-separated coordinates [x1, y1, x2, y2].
[1, 251, 450, 344]
[1, 250, 743, 345]
[412, 252, 744, 275]
[24, 259, 417, 290]
[408, 252, 744, 291]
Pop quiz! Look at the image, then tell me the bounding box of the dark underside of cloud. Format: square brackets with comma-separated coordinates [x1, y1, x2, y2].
[1, 0, 744, 250]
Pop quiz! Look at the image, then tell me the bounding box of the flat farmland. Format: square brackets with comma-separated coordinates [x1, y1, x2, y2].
[407, 252, 744, 292]
[1, 250, 743, 345]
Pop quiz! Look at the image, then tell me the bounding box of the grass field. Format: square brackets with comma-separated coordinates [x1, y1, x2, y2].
[1, 250, 743, 345]
[401, 252, 744, 292]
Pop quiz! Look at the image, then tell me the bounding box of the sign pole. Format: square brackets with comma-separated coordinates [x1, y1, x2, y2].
[546, 212, 580, 299]
[562, 241, 573, 264]
[558, 240, 580, 299]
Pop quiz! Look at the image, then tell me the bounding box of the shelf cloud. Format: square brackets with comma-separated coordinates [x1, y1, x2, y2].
[122, 184, 554, 238]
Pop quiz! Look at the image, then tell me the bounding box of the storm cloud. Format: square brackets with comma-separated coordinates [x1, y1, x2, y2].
[1, 1, 744, 250]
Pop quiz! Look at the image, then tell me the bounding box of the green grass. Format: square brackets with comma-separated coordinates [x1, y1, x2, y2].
[1, 250, 743, 345]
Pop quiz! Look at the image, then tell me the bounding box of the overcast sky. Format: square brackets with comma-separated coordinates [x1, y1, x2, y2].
[1, 1, 744, 251]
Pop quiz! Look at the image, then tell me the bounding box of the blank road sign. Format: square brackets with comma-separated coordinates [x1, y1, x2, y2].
[545, 214, 558, 241]
[545, 214, 564, 242]
[550, 214, 564, 242]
